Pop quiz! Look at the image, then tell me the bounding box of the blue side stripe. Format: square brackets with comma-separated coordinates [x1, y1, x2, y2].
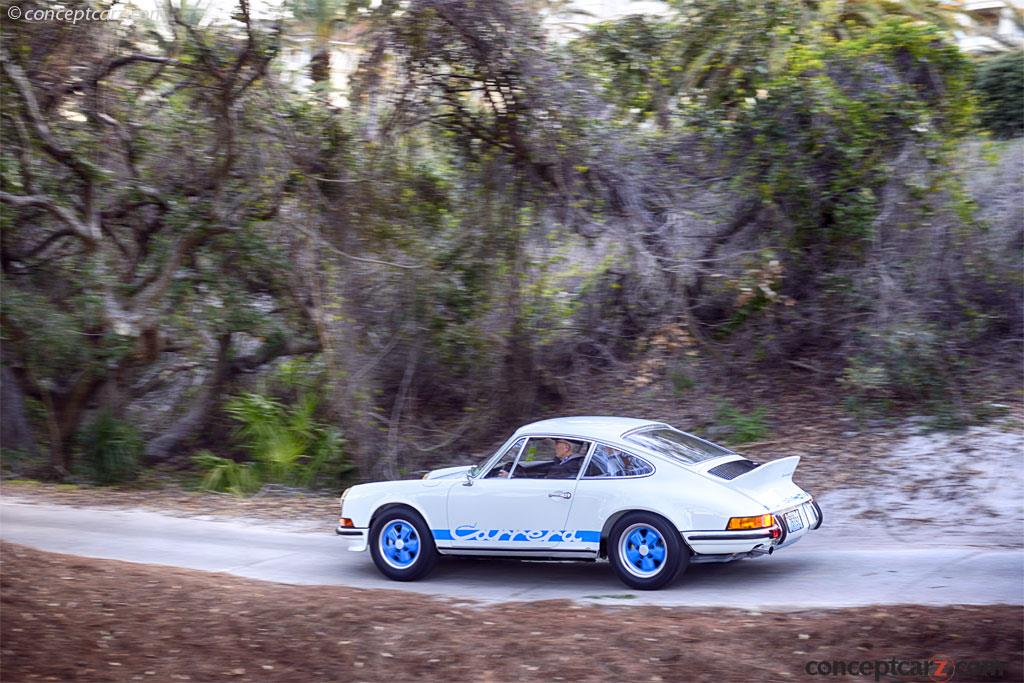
[431, 529, 600, 543]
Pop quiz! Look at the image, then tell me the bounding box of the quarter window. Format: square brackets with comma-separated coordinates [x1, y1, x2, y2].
[584, 445, 653, 477]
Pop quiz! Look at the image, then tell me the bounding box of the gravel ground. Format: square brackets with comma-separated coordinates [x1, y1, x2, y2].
[814, 418, 1024, 548]
[2, 543, 1021, 683]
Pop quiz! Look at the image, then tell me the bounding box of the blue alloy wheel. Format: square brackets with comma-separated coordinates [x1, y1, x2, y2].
[608, 512, 687, 589]
[369, 509, 438, 581]
[380, 519, 420, 569]
[618, 523, 667, 578]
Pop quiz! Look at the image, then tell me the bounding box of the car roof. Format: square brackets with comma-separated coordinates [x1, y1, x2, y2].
[513, 416, 667, 443]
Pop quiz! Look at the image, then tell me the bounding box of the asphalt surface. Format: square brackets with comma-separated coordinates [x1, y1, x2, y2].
[1, 498, 1021, 608]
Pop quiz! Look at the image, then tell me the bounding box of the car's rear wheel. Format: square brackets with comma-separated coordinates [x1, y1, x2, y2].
[609, 512, 688, 590]
[369, 508, 437, 581]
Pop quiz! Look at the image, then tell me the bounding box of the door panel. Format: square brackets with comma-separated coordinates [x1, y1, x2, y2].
[444, 478, 579, 549]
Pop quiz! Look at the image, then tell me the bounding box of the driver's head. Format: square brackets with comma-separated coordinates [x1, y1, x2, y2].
[554, 439, 573, 461]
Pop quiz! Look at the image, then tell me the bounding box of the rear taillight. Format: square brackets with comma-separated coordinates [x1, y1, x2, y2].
[726, 514, 774, 530]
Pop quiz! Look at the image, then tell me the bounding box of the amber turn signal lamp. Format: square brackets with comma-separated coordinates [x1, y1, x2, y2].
[338, 517, 355, 528]
[726, 514, 774, 530]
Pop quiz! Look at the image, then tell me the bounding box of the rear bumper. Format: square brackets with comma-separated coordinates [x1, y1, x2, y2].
[335, 526, 368, 552]
[683, 529, 775, 555]
[684, 499, 821, 558]
[774, 499, 820, 549]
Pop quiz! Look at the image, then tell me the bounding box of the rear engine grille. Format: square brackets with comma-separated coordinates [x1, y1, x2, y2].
[708, 459, 759, 480]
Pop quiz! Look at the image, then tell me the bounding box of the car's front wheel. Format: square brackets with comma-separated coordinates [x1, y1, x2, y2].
[609, 512, 688, 590]
[369, 508, 438, 581]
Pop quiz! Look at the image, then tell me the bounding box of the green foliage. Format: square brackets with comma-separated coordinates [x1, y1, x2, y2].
[1, 279, 132, 384]
[227, 392, 349, 487]
[575, 0, 958, 122]
[2, 9, 317, 473]
[575, 5, 983, 366]
[77, 412, 143, 484]
[191, 451, 261, 495]
[274, 356, 324, 392]
[581, 5, 975, 260]
[225, 393, 308, 481]
[299, 426, 347, 488]
[0, 448, 37, 477]
[669, 366, 696, 396]
[740, 19, 974, 257]
[975, 51, 1024, 138]
[193, 392, 350, 495]
[573, 15, 677, 123]
[715, 402, 770, 445]
[840, 323, 956, 403]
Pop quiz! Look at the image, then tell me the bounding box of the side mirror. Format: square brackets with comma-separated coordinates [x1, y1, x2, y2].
[463, 471, 474, 486]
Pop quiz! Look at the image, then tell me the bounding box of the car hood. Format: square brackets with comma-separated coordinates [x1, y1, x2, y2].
[423, 465, 474, 480]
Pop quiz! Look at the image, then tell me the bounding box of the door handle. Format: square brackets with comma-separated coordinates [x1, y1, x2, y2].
[548, 491, 571, 499]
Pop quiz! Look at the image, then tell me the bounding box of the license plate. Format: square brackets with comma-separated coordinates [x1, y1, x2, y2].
[785, 510, 804, 532]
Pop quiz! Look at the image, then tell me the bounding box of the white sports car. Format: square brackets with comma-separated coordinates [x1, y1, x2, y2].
[336, 416, 821, 589]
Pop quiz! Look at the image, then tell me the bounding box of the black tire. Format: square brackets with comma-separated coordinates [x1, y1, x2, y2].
[608, 512, 689, 590]
[368, 507, 438, 581]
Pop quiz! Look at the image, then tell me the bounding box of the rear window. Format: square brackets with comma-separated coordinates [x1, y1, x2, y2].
[624, 427, 733, 465]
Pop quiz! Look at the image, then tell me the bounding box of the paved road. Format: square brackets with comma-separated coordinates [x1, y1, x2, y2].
[2, 498, 1020, 608]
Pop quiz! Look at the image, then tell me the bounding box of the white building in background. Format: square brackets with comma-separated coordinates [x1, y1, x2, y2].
[948, 0, 1024, 53]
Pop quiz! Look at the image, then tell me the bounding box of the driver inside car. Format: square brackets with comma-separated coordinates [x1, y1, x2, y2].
[496, 438, 583, 478]
[545, 438, 584, 478]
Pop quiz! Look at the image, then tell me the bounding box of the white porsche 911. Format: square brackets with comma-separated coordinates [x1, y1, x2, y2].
[336, 416, 821, 589]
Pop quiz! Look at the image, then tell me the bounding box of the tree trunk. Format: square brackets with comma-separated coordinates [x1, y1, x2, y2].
[34, 369, 105, 477]
[1, 366, 38, 458]
[40, 390, 67, 478]
[144, 334, 232, 464]
[142, 333, 322, 464]
[309, 48, 331, 86]
[500, 181, 536, 421]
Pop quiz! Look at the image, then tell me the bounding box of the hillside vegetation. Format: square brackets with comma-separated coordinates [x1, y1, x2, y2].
[1, 0, 1021, 488]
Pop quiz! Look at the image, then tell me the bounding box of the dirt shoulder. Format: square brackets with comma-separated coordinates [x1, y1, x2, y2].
[2, 543, 1020, 682]
[0, 480, 337, 532]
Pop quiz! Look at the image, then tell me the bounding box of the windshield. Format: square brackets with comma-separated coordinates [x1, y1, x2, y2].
[624, 427, 733, 465]
[474, 437, 526, 477]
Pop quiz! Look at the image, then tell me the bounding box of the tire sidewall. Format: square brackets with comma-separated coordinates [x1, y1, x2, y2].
[609, 512, 688, 590]
[369, 508, 437, 581]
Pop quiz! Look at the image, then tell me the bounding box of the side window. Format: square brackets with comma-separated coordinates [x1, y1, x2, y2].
[511, 437, 591, 480]
[584, 445, 654, 478]
[483, 438, 526, 478]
